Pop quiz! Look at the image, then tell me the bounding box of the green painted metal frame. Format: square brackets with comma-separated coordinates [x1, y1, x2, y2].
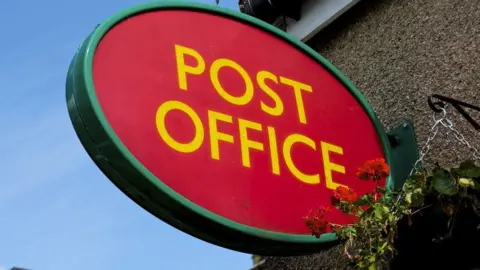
[65, 1, 419, 255]
[386, 120, 420, 190]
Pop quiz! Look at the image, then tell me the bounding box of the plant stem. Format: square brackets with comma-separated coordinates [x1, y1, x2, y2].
[330, 223, 353, 227]
[411, 204, 433, 215]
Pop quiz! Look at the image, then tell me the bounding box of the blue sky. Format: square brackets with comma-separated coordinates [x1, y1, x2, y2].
[0, 1, 253, 269]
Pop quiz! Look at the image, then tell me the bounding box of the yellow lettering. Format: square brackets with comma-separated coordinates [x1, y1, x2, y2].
[279, 76, 312, 124]
[283, 134, 320, 184]
[210, 58, 254, 106]
[321, 141, 347, 190]
[175, 44, 205, 91]
[156, 100, 204, 153]
[257, 71, 284, 116]
[238, 119, 264, 168]
[267, 126, 280, 175]
[208, 110, 234, 160]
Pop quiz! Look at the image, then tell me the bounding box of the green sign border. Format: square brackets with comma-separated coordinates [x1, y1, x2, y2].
[66, 1, 395, 255]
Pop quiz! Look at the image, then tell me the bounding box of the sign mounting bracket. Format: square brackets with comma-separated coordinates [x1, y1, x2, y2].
[428, 94, 480, 131]
[386, 120, 420, 190]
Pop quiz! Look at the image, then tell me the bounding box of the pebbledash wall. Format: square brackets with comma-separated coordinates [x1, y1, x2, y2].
[254, 0, 480, 269]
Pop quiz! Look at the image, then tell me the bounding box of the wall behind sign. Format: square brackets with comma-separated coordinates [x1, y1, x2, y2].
[258, 0, 480, 268]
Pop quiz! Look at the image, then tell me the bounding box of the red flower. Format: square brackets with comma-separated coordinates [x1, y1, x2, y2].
[333, 186, 358, 203]
[356, 158, 390, 182]
[372, 188, 383, 202]
[331, 194, 340, 206]
[303, 208, 330, 237]
[359, 205, 369, 211]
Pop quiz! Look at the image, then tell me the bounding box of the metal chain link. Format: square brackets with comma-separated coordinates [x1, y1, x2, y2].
[393, 106, 479, 211]
[446, 121, 480, 160]
[410, 106, 479, 176]
[409, 113, 442, 175]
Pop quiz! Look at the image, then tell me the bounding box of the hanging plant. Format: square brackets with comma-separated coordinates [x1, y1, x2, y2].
[303, 103, 480, 270]
[303, 159, 480, 269]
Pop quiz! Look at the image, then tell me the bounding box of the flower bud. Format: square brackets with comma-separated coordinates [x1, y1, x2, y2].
[458, 178, 474, 188]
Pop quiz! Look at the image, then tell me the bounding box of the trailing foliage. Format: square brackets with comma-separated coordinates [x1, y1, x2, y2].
[303, 159, 480, 269]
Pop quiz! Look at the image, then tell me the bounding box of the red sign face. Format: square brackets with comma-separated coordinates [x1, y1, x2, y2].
[68, 4, 393, 254]
[91, 9, 385, 234]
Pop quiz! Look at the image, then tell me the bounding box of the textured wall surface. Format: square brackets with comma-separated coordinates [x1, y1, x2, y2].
[258, 0, 480, 269]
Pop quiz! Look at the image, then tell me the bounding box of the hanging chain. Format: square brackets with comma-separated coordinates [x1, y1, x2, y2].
[392, 106, 479, 211]
[435, 107, 480, 161]
[410, 106, 480, 176]
[409, 112, 442, 175]
[446, 120, 480, 161]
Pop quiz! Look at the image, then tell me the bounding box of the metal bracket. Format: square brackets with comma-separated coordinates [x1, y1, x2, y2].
[428, 94, 480, 131]
[387, 120, 420, 190]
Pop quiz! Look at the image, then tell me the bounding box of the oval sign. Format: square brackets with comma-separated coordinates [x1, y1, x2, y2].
[66, 2, 392, 255]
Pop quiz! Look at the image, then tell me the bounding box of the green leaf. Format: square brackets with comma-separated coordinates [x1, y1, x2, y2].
[432, 168, 458, 195]
[362, 205, 375, 217]
[377, 240, 389, 253]
[410, 174, 425, 185]
[374, 209, 383, 220]
[450, 168, 462, 178]
[474, 180, 480, 191]
[388, 214, 395, 223]
[374, 204, 389, 220]
[405, 192, 412, 204]
[411, 188, 425, 207]
[404, 174, 422, 190]
[460, 160, 477, 170]
[465, 168, 480, 178]
[355, 194, 373, 207]
[458, 161, 480, 178]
